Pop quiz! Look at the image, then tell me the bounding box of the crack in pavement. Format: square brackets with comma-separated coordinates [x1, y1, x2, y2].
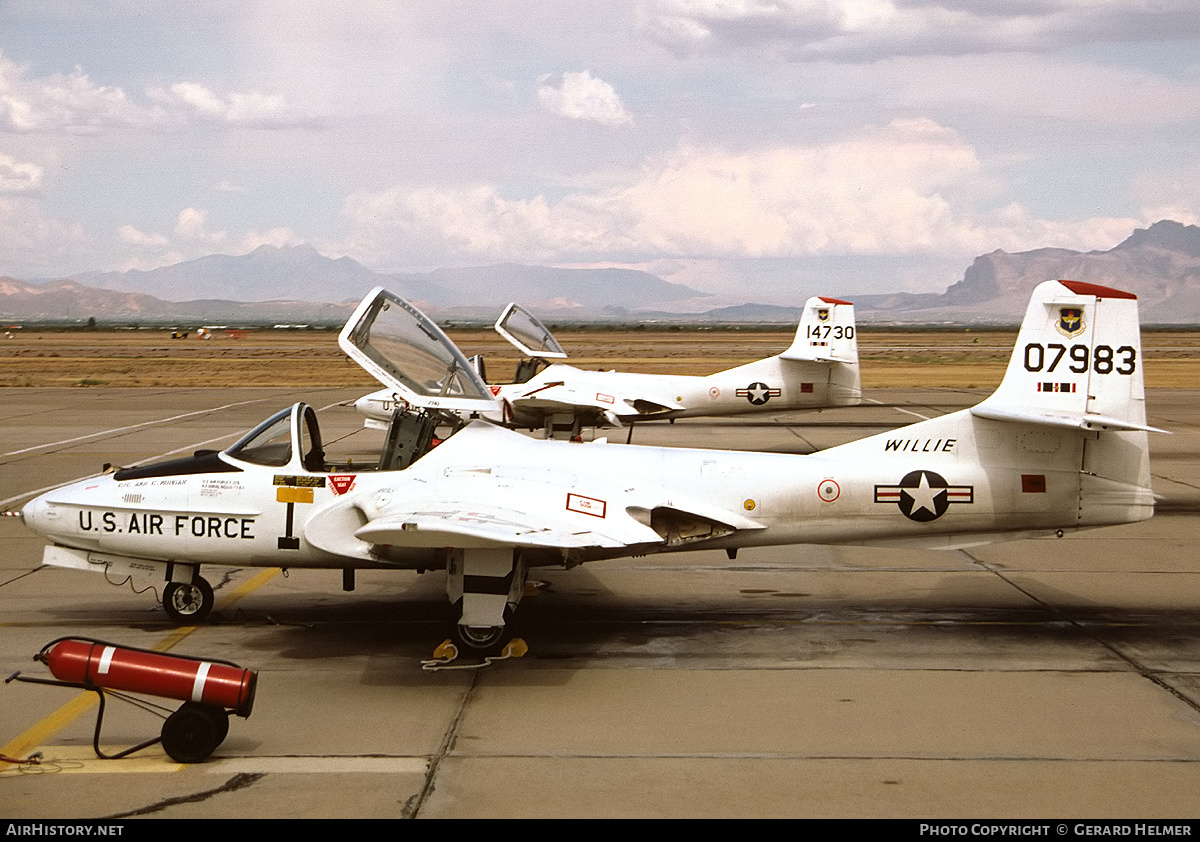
[103, 771, 266, 818]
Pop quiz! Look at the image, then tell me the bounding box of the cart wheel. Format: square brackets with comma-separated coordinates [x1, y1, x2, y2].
[162, 702, 227, 763]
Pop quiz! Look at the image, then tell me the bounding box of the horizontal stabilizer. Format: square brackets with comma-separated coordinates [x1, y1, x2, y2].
[971, 403, 1167, 434]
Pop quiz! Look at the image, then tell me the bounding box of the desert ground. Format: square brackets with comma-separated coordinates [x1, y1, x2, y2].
[1, 325, 1198, 389]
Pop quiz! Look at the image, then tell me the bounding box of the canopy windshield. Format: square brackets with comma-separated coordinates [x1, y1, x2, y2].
[340, 288, 497, 413]
[494, 303, 567, 360]
[226, 406, 293, 466]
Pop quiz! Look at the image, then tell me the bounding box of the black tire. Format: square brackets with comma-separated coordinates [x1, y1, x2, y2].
[205, 704, 230, 744]
[161, 703, 226, 763]
[451, 602, 516, 656]
[162, 578, 214, 624]
[454, 623, 508, 652]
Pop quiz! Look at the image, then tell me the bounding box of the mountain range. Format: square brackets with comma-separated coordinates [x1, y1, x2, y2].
[4, 220, 1200, 324]
[851, 219, 1200, 324]
[70, 249, 703, 314]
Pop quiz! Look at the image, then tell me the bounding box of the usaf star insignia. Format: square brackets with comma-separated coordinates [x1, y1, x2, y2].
[736, 382, 782, 405]
[874, 470, 974, 522]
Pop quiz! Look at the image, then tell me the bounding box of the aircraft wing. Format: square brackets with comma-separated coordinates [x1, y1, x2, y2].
[504, 367, 679, 423]
[303, 421, 768, 557]
[354, 503, 664, 550]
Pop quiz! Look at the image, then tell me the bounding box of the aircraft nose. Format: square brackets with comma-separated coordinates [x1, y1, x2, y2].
[21, 492, 51, 537]
[355, 392, 393, 421]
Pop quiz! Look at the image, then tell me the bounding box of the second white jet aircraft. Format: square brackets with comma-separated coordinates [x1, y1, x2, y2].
[356, 297, 861, 436]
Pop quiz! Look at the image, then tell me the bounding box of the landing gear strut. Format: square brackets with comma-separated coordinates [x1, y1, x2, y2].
[424, 548, 529, 668]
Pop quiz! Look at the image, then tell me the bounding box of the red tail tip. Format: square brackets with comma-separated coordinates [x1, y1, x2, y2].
[1058, 280, 1137, 300]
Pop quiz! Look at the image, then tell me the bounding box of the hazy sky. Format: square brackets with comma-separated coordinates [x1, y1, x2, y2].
[2, 1, 1199, 305]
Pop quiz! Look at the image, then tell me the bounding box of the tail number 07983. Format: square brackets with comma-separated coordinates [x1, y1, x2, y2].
[1023, 343, 1136, 375]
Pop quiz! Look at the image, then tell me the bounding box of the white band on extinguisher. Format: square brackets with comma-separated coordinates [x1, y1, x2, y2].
[192, 661, 211, 702]
[98, 646, 116, 675]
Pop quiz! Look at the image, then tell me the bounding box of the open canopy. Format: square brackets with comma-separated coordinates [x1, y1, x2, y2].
[494, 302, 568, 360]
[340, 288, 499, 414]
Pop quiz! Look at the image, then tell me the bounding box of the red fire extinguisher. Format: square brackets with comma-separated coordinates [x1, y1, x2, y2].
[8, 637, 257, 763]
[39, 638, 256, 717]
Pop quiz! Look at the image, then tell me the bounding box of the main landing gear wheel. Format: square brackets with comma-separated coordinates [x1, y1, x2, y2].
[455, 623, 510, 654]
[162, 578, 214, 624]
[425, 621, 528, 670]
[161, 702, 229, 763]
[421, 623, 526, 671]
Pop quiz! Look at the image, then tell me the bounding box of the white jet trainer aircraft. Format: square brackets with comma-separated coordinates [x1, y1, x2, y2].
[355, 297, 862, 437]
[17, 281, 1159, 659]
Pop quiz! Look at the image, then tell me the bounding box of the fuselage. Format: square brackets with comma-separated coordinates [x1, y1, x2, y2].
[22, 408, 1115, 578]
[358, 353, 863, 430]
[501, 355, 861, 423]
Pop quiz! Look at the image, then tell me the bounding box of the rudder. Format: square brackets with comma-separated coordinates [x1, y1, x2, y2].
[973, 280, 1153, 434]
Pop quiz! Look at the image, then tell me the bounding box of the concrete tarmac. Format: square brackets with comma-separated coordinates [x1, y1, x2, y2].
[1, 386, 1199, 819]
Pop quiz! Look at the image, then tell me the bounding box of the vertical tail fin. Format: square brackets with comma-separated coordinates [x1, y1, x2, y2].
[779, 296, 860, 405]
[780, 296, 858, 364]
[972, 280, 1157, 433]
[971, 279, 1159, 527]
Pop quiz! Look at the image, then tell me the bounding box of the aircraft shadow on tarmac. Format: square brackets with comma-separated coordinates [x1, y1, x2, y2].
[30, 561, 1200, 684]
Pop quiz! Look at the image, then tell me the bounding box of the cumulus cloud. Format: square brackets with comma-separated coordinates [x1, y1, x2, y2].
[0, 153, 41, 193]
[117, 224, 168, 247]
[0, 52, 154, 133]
[174, 207, 226, 244]
[148, 82, 320, 129]
[340, 118, 1148, 267]
[117, 215, 300, 266]
[237, 227, 303, 252]
[640, 0, 1200, 61]
[537, 70, 633, 126]
[0, 50, 317, 135]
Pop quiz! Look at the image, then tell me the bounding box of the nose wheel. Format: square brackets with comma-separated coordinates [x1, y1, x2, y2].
[162, 578, 214, 623]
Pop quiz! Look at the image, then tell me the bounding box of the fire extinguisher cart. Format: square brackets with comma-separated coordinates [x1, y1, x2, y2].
[7, 637, 257, 763]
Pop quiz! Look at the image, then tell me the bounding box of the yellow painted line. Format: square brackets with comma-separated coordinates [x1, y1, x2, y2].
[0, 567, 281, 767]
[0, 743, 181, 775]
[0, 693, 99, 768]
[149, 568, 281, 654]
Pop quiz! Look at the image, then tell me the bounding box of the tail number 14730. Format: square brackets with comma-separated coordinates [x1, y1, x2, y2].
[807, 325, 854, 340]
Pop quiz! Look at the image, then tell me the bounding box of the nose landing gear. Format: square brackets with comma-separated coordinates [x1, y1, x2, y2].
[162, 576, 214, 623]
